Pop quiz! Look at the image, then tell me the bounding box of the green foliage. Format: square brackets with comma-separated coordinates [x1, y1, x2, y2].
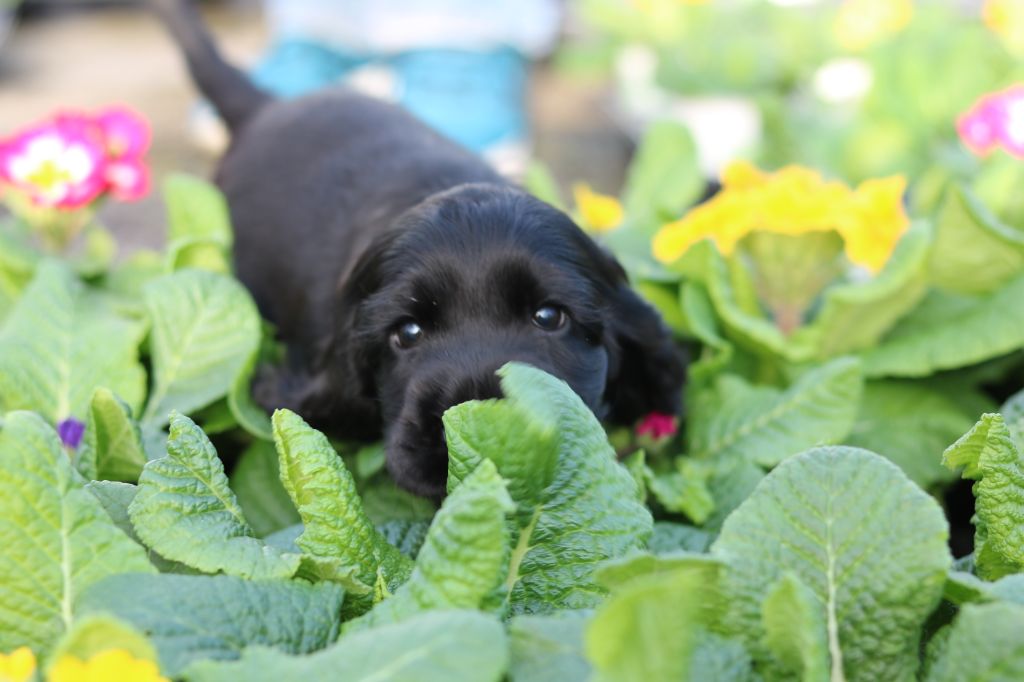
[78, 573, 344, 677]
[76, 387, 148, 482]
[0, 412, 154, 654]
[443, 363, 652, 615]
[943, 414, 1024, 580]
[925, 603, 1024, 682]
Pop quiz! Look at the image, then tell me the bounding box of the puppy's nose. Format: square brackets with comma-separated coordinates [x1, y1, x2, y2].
[440, 370, 504, 415]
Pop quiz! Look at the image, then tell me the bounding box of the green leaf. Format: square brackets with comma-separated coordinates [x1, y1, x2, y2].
[925, 603, 1024, 682]
[762, 573, 829, 682]
[712, 446, 951, 682]
[704, 457, 765, 531]
[85, 480, 141, 543]
[929, 184, 1024, 295]
[0, 261, 146, 422]
[443, 363, 652, 615]
[182, 610, 508, 682]
[688, 358, 863, 467]
[845, 380, 982, 489]
[272, 410, 411, 602]
[376, 519, 431, 559]
[509, 611, 591, 682]
[586, 561, 726, 682]
[77, 573, 343, 677]
[76, 387, 148, 482]
[791, 223, 930, 359]
[863, 276, 1024, 378]
[230, 440, 300, 537]
[0, 226, 38, 324]
[141, 270, 261, 427]
[522, 160, 566, 211]
[345, 460, 513, 632]
[0, 412, 154, 654]
[646, 522, 713, 554]
[1001, 388, 1024, 453]
[49, 614, 157, 668]
[643, 459, 714, 524]
[944, 571, 1024, 607]
[622, 120, 703, 228]
[942, 414, 1024, 580]
[129, 413, 300, 580]
[227, 350, 273, 439]
[163, 174, 233, 274]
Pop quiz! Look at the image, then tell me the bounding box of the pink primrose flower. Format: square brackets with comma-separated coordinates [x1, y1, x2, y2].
[636, 412, 679, 440]
[958, 85, 1024, 158]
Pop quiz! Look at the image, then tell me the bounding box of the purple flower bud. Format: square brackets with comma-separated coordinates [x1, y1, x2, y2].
[57, 417, 86, 450]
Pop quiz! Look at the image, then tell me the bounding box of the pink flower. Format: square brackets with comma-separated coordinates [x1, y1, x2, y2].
[0, 106, 151, 210]
[958, 85, 1024, 158]
[95, 106, 151, 159]
[0, 116, 107, 209]
[636, 412, 679, 440]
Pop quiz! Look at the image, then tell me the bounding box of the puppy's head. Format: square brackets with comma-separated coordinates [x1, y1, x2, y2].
[323, 183, 683, 498]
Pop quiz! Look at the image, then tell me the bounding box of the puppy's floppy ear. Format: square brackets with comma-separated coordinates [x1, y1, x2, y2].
[255, 232, 397, 439]
[595, 249, 686, 425]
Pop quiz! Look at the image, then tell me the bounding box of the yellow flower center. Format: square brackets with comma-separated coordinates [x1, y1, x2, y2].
[26, 159, 75, 192]
[652, 160, 909, 274]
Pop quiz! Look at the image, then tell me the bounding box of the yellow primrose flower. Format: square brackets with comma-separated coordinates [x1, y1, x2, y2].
[48, 649, 167, 682]
[835, 0, 913, 52]
[573, 182, 624, 233]
[652, 161, 909, 274]
[0, 647, 35, 682]
[984, 0, 1024, 55]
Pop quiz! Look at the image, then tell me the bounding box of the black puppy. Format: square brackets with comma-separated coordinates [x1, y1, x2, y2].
[154, 0, 685, 497]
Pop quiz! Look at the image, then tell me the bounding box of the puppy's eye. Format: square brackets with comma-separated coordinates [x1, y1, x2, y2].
[391, 321, 424, 349]
[532, 305, 566, 332]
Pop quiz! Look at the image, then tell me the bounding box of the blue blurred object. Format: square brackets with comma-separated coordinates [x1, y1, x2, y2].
[250, 38, 367, 99]
[393, 48, 528, 152]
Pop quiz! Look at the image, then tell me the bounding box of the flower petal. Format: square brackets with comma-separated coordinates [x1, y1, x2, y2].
[104, 157, 150, 201]
[96, 106, 151, 159]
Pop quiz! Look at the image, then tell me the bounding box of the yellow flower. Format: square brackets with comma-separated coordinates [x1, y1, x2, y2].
[573, 183, 624, 233]
[0, 647, 36, 682]
[48, 650, 167, 682]
[652, 161, 908, 274]
[984, 0, 1024, 55]
[835, 0, 913, 52]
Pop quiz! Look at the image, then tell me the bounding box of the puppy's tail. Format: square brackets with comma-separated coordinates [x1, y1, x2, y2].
[150, 0, 270, 132]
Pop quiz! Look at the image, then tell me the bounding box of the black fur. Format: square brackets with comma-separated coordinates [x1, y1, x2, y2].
[153, 0, 685, 497]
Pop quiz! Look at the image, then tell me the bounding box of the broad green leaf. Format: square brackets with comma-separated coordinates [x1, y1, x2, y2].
[85, 480, 140, 543]
[586, 562, 726, 682]
[704, 456, 766, 531]
[944, 571, 1024, 607]
[942, 414, 1024, 580]
[76, 387, 148, 482]
[762, 573, 829, 682]
[509, 611, 591, 682]
[0, 261, 146, 422]
[622, 120, 703, 228]
[141, 270, 261, 426]
[864, 276, 1024, 378]
[646, 522, 713, 554]
[77, 573, 343, 677]
[1002, 388, 1024, 452]
[925, 603, 1024, 682]
[227, 350, 273, 439]
[272, 410, 411, 601]
[129, 413, 300, 580]
[443, 363, 652, 615]
[845, 380, 983, 489]
[49, 614, 157, 668]
[929, 184, 1024, 295]
[182, 610, 508, 682]
[712, 446, 951, 682]
[790, 223, 930, 359]
[376, 519, 431, 559]
[345, 460, 513, 632]
[688, 358, 863, 467]
[0, 412, 154, 654]
[163, 174, 233, 274]
[643, 458, 714, 523]
[0, 225, 38, 324]
[230, 440, 300, 537]
[594, 552, 721, 593]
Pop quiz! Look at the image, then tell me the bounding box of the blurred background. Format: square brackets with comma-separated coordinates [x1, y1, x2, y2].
[0, 0, 1021, 252]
